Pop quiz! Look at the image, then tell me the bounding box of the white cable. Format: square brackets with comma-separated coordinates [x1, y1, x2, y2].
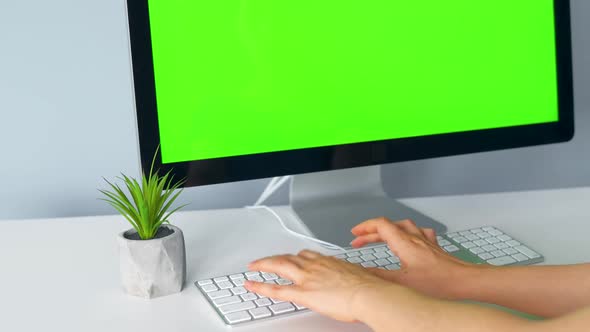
[246, 205, 346, 252]
[254, 176, 292, 206]
[253, 176, 282, 206]
[266, 176, 280, 192]
[249, 176, 346, 252]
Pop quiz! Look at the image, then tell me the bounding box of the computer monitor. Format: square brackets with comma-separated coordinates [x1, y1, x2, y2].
[126, 0, 574, 246]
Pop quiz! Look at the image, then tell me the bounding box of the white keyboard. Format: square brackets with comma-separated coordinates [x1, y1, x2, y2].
[195, 226, 543, 326]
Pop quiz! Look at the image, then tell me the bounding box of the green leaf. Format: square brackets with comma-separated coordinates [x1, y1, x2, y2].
[98, 145, 186, 240]
[99, 197, 141, 231]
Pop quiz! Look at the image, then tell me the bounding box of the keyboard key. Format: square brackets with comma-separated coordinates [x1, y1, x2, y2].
[361, 254, 376, 261]
[515, 246, 540, 259]
[471, 228, 485, 233]
[470, 247, 485, 255]
[474, 239, 488, 246]
[269, 302, 296, 315]
[438, 239, 451, 246]
[231, 287, 247, 295]
[347, 257, 363, 264]
[486, 237, 501, 244]
[360, 249, 375, 255]
[208, 289, 232, 300]
[233, 279, 246, 287]
[388, 256, 400, 264]
[374, 246, 388, 252]
[294, 303, 307, 310]
[214, 295, 242, 307]
[255, 298, 272, 307]
[482, 245, 497, 252]
[201, 284, 218, 293]
[241, 293, 258, 301]
[385, 264, 400, 270]
[497, 235, 512, 242]
[271, 298, 285, 304]
[487, 256, 517, 266]
[506, 240, 521, 247]
[453, 236, 468, 243]
[245, 271, 260, 277]
[443, 245, 459, 252]
[214, 276, 229, 283]
[249, 307, 272, 319]
[491, 250, 506, 258]
[375, 258, 390, 266]
[217, 281, 233, 289]
[229, 274, 244, 280]
[459, 231, 472, 236]
[261, 273, 278, 280]
[361, 261, 377, 268]
[465, 234, 480, 241]
[494, 242, 509, 250]
[247, 275, 264, 282]
[335, 254, 347, 259]
[347, 251, 361, 257]
[198, 279, 213, 286]
[447, 232, 459, 238]
[482, 226, 495, 232]
[512, 253, 529, 262]
[374, 251, 389, 259]
[477, 232, 492, 239]
[219, 301, 256, 314]
[478, 253, 494, 260]
[488, 229, 503, 236]
[224, 311, 251, 324]
[276, 278, 293, 285]
[461, 241, 476, 249]
[502, 248, 518, 255]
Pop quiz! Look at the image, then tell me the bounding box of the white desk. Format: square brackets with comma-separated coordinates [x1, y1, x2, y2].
[2, 188, 590, 332]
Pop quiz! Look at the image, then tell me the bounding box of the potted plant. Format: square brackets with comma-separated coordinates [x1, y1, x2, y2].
[99, 152, 188, 299]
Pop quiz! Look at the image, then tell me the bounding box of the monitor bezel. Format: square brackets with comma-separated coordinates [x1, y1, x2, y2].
[126, 0, 574, 187]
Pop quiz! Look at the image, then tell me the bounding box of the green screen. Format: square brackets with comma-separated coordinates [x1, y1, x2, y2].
[146, 0, 559, 163]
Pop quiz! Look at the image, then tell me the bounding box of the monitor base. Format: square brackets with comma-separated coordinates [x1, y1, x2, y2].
[290, 166, 447, 248]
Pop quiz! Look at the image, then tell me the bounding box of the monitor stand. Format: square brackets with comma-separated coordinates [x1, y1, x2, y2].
[289, 165, 447, 248]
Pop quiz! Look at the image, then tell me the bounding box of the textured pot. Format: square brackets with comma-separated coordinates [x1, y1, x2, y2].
[117, 225, 186, 299]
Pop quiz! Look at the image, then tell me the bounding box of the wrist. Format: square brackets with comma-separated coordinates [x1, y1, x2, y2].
[447, 263, 493, 300]
[349, 282, 379, 322]
[349, 280, 396, 324]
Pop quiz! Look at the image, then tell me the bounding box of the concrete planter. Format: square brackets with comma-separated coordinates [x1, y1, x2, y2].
[117, 225, 186, 299]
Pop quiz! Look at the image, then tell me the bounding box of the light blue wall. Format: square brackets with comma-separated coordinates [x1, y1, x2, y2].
[0, 0, 588, 220]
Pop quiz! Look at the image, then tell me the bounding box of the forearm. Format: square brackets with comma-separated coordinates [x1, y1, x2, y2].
[451, 264, 590, 317]
[355, 283, 532, 332]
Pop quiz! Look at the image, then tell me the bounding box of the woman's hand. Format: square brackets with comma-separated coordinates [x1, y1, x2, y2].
[244, 250, 390, 322]
[351, 217, 478, 300]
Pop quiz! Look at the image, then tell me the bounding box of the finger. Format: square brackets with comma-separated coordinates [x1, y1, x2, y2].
[351, 217, 392, 236]
[395, 219, 424, 237]
[352, 218, 410, 247]
[287, 254, 310, 267]
[298, 249, 322, 259]
[248, 255, 305, 282]
[422, 228, 438, 244]
[244, 280, 299, 302]
[350, 233, 383, 248]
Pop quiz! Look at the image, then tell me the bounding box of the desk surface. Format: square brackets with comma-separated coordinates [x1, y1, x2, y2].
[1, 188, 590, 332]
